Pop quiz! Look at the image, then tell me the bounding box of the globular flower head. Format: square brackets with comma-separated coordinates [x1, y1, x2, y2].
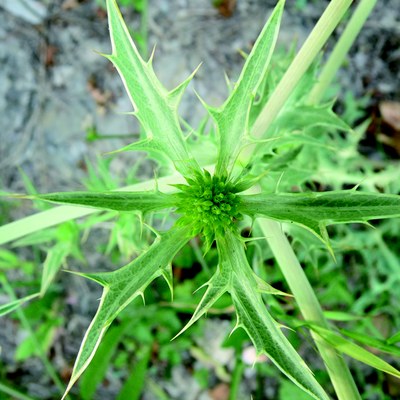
[174, 169, 242, 251]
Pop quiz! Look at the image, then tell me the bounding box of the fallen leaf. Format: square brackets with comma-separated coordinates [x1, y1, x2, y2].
[214, 0, 236, 18]
[62, 0, 80, 10]
[379, 101, 400, 131]
[209, 383, 230, 400]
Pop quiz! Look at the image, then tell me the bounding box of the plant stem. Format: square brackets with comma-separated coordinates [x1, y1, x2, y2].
[0, 171, 185, 246]
[258, 219, 361, 400]
[246, 0, 367, 398]
[0, 382, 38, 400]
[0, 275, 69, 399]
[139, 0, 148, 58]
[0, 164, 216, 246]
[190, 238, 211, 276]
[308, 0, 378, 104]
[240, 0, 352, 165]
[229, 358, 245, 400]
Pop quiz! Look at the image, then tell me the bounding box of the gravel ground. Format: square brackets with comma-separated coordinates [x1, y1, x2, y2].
[1, 0, 399, 194]
[0, 0, 399, 399]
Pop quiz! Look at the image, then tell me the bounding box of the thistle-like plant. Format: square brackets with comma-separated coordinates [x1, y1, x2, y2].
[1, 0, 400, 399]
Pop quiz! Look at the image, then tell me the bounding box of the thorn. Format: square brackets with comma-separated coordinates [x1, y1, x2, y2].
[62, 269, 110, 287]
[143, 222, 162, 239]
[193, 281, 209, 294]
[275, 171, 285, 194]
[193, 89, 220, 118]
[147, 43, 157, 65]
[351, 178, 366, 191]
[223, 70, 233, 93]
[139, 291, 146, 305]
[153, 169, 159, 192]
[237, 48, 248, 60]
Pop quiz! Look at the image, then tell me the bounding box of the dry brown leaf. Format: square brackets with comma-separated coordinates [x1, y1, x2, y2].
[62, 0, 80, 10]
[215, 0, 237, 18]
[209, 383, 230, 400]
[379, 101, 400, 131]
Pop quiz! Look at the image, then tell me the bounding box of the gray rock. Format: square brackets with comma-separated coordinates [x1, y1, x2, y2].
[0, 0, 47, 25]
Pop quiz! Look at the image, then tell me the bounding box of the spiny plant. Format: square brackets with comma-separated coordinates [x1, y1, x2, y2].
[1, 0, 400, 399]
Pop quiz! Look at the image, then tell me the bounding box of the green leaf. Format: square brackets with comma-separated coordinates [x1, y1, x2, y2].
[0, 381, 40, 400]
[323, 311, 361, 322]
[239, 190, 400, 245]
[218, 231, 329, 400]
[116, 345, 152, 400]
[209, 0, 285, 176]
[279, 380, 314, 400]
[387, 331, 400, 345]
[25, 191, 176, 213]
[0, 170, 187, 246]
[272, 104, 350, 134]
[80, 322, 129, 400]
[15, 319, 61, 361]
[105, 0, 200, 177]
[339, 329, 400, 358]
[0, 249, 20, 270]
[41, 242, 71, 296]
[310, 324, 400, 379]
[0, 293, 39, 317]
[62, 225, 192, 399]
[263, 146, 303, 172]
[173, 261, 232, 339]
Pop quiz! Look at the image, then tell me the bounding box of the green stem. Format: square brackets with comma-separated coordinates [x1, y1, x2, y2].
[243, 0, 369, 398]
[240, 0, 352, 164]
[0, 382, 38, 400]
[258, 219, 361, 400]
[139, 0, 148, 58]
[308, 0, 378, 104]
[87, 132, 139, 142]
[0, 171, 185, 246]
[190, 238, 211, 276]
[229, 358, 245, 400]
[0, 276, 69, 399]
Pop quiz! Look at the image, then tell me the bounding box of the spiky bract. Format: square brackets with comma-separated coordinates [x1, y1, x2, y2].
[174, 170, 242, 250]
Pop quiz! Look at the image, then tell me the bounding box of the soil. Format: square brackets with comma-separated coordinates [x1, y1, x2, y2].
[0, 0, 399, 399]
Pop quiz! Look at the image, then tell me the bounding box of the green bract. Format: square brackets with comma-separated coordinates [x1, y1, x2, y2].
[174, 170, 242, 250]
[1, 0, 399, 399]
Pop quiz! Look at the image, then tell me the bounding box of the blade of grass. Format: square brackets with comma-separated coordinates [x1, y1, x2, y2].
[242, 1, 375, 398]
[309, 0, 378, 104]
[0, 382, 38, 400]
[116, 345, 152, 400]
[0, 275, 69, 399]
[258, 218, 361, 400]
[0, 170, 184, 246]
[239, 0, 353, 164]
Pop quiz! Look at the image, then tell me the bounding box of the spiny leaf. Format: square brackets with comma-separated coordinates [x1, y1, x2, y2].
[270, 104, 350, 134]
[23, 191, 176, 213]
[105, 0, 200, 177]
[160, 263, 174, 300]
[239, 190, 400, 245]
[62, 225, 193, 399]
[254, 274, 293, 297]
[217, 231, 329, 400]
[209, 0, 285, 176]
[0, 171, 187, 246]
[262, 146, 303, 172]
[173, 262, 232, 339]
[80, 322, 130, 400]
